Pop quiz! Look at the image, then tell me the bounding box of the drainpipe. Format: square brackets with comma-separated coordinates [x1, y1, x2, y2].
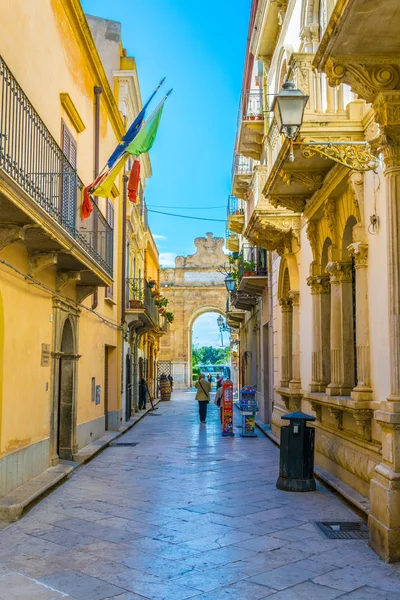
[92, 85, 102, 310]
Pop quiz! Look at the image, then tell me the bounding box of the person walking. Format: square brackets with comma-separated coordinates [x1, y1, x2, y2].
[168, 374, 173, 392]
[195, 373, 211, 423]
[207, 373, 212, 384]
[139, 378, 148, 410]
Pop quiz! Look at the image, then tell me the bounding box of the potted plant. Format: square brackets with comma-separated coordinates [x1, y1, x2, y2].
[148, 279, 156, 289]
[129, 286, 143, 309]
[243, 259, 256, 276]
[165, 311, 174, 323]
[154, 295, 168, 309]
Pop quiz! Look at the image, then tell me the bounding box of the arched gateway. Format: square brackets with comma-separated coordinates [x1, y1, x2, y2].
[159, 233, 227, 389]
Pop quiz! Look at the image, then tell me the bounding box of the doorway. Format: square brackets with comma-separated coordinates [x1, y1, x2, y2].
[104, 346, 109, 430]
[57, 319, 75, 459]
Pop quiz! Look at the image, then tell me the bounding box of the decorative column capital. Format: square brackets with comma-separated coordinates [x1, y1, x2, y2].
[326, 261, 352, 283]
[279, 297, 292, 311]
[307, 275, 330, 294]
[288, 290, 300, 306]
[348, 242, 368, 267]
[373, 92, 400, 170]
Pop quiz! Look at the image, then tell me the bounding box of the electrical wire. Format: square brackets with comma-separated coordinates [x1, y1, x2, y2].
[147, 204, 226, 210]
[0, 258, 122, 331]
[147, 209, 226, 222]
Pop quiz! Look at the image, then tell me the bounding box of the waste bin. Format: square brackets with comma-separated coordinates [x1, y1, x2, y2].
[276, 411, 316, 492]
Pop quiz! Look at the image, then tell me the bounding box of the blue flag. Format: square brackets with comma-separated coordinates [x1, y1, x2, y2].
[106, 78, 165, 168]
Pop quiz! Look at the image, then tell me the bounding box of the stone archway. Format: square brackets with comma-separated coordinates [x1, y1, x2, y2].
[159, 234, 228, 389]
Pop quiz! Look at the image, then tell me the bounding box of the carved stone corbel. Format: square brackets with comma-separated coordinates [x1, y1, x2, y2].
[28, 251, 58, 278]
[354, 412, 372, 442]
[329, 407, 343, 430]
[0, 225, 25, 250]
[56, 271, 81, 291]
[76, 286, 97, 304]
[311, 401, 322, 422]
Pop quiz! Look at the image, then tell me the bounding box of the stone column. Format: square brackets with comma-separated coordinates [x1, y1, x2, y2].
[307, 275, 330, 392]
[288, 291, 301, 391]
[325, 261, 354, 396]
[369, 116, 400, 561]
[279, 298, 292, 388]
[347, 242, 373, 400]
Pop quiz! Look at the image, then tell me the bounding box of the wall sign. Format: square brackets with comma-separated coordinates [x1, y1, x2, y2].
[41, 344, 51, 366]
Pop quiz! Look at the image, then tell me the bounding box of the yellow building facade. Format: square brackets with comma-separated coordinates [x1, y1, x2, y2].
[227, 0, 400, 562]
[0, 0, 163, 504]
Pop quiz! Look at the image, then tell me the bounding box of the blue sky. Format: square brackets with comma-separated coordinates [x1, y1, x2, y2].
[82, 0, 251, 266]
[193, 312, 229, 348]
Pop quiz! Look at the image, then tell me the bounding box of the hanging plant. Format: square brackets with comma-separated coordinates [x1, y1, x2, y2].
[165, 311, 174, 323]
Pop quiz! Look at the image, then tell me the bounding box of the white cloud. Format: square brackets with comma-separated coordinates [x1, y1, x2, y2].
[159, 252, 177, 267]
[153, 234, 167, 241]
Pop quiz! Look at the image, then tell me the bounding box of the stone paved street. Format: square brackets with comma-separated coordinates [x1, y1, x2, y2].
[1, 392, 400, 599]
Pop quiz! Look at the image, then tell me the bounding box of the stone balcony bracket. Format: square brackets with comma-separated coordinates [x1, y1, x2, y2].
[304, 392, 375, 444]
[276, 387, 303, 412]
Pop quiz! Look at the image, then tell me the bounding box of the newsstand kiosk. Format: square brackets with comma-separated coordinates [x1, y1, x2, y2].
[222, 379, 234, 436]
[238, 386, 258, 437]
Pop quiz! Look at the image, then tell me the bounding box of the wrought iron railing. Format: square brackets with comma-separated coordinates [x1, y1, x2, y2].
[126, 277, 160, 327]
[227, 195, 245, 217]
[232, 154, 253, 178]
[239, 243, 268, 278]
[0, 57, 113, 276]
[242, 89, 264, 120]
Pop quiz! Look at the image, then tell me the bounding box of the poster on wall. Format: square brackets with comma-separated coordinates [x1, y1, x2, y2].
[222, 380, 234, 437]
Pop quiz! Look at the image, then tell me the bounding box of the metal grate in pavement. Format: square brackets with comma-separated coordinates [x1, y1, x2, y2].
[315, 521, 369, 539]
[109, 442, 139, 447]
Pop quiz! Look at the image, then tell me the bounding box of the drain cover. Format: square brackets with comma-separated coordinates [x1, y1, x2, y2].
[109, 442, 139, 447]
[315, 521, 369, 539]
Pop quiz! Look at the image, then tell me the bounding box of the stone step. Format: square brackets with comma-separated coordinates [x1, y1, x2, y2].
[0, 464, 74, 521]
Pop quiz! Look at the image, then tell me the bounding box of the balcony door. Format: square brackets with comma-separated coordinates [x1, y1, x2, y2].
[61, 122, 77, 233]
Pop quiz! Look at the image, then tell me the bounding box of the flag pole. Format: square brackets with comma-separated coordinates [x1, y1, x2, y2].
[90, 90, 173, 195]
[96, 78, 167, 180]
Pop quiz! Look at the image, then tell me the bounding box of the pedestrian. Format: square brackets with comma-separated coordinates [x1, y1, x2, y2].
[207, 373, 212, 384]
[195, 373, 211, 423]
[214, 384, 223, 407]
[216, 375, 223, 389]
[168, 374, 173, 392]
[139, 377, 148, 410]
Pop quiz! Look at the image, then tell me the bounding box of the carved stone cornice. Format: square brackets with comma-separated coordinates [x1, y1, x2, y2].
[269, 194, 308, 213]
[279, 169, 325, 191]
[288, 290, 300, 305]
[245, 210, 301, 255]
[326, 261, 352, 283]
[348, 242, 368, 267]
[325, 56, 400, 104]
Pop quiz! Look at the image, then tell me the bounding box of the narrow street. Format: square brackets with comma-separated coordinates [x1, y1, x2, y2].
[0, 392, 399, 600]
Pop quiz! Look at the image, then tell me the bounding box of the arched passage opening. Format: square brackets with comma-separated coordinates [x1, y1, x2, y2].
[58, 318, 75, 459]
[0, 288, 3, 448]
[189, 307, 229, 388]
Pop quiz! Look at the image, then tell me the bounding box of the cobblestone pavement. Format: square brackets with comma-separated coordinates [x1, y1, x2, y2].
[1, 392, 400, 599]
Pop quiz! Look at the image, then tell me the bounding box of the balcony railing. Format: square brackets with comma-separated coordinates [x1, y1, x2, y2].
[239, 243, 268, 278]
[232, 154, 253, 178]
[126, 277, 160, 327]
[227, 195, 245, 217]
[0, 57, 113, 276]
[242, 90, 264, 120]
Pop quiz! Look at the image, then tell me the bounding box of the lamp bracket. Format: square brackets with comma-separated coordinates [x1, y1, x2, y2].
[297, 141, 379, 172]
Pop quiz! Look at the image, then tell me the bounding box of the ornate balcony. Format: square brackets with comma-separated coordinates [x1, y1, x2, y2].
[237, 243, 268, 296]
[263, 52, 366, 215]
[237, 90, 264, 161]
[226, 231, 239, 253]
[230, 289, 258, 312]
[226, 295, 245, 329]
[227, 195, 245, 234]
[125, 278, 161, 334]
[0, 57, 113, 293]
[232, 154, 254, 200]
[244, 199, 301, 256]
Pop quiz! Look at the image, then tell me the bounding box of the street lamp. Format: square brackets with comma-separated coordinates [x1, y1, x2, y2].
[225, 275, 236, 292]
[272, 81, 308, 142]
[271, 81, 378, 171]
[217, 315, 230, 346]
